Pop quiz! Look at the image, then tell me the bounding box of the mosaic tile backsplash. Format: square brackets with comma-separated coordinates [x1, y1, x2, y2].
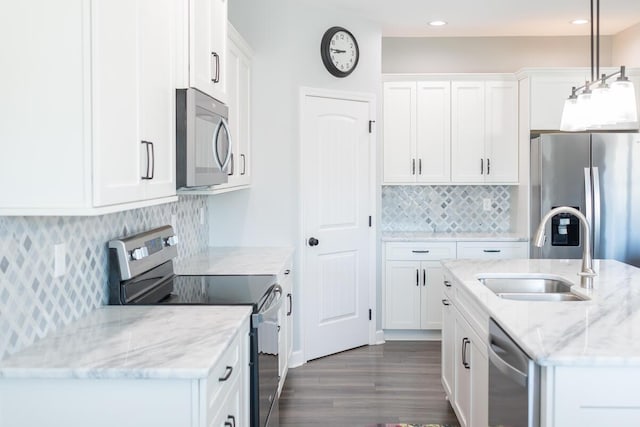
[0, 196, 209, 361]
[381, 185, 511, 232]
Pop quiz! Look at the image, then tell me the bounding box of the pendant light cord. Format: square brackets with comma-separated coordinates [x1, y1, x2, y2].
[590, 0, 594, 82]
[596, 0, 600, 80]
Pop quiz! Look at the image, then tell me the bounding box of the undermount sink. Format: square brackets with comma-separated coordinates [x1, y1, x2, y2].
[477, 276, 589, 302]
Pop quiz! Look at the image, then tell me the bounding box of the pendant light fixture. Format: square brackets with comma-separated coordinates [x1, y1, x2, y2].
[559, 0, 638, 131]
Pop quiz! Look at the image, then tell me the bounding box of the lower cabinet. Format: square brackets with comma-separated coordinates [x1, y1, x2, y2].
[277, 260, 294, 395]
[0, 318, 251, 427]
[442, 272, 489, 427]
[383, 242, 456, 330]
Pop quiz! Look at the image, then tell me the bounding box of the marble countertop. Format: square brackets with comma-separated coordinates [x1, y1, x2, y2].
[442, 258, 640, 367]
[382, 231, 528, 242]
[175, 246, 294, 275]
[0, 305, 252, 379]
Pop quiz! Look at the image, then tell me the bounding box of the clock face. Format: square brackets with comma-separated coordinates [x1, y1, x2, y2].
[321, 27, 360, 77]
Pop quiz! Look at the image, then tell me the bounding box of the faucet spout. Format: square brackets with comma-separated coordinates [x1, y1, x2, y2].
[533, 206, 596, 289]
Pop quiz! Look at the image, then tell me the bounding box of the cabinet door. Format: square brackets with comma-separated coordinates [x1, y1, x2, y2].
[441, 293, 455, 398]
[416, 82, 451, 183]
[383, 82, 417, 183]
[420, 263, 445, 329]
[454, 308, 472, 427]
[91, 0, 146, 206]
[139, 0, 177, 200]
[451, 81, 485, 183]
[484, 81, 518, 183]
[384, 261, 421, 329]
[470, 337, 489, 427]
[190, 0, 227, 102]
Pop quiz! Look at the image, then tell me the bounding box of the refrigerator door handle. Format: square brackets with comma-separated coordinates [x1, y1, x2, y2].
[592, 167, 601, 258]
[584, 167, 593, 236]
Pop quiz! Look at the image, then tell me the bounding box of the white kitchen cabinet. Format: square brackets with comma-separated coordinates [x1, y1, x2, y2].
[0, 0, 178, 215]
[442, 272, 489, 427]
[451, 80, 518, 184]
[188, 0, 228, 103]
[209, 25, 252, 194]
[0, 317, 251, 427]
[456, 241, 528, 259]
[383, 81, 451, 184]
[383, 242, 456, 330]
[277, 260, 294, 396]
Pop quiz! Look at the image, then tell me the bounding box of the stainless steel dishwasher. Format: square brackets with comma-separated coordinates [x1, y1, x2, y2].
[488, 318, 540, 427]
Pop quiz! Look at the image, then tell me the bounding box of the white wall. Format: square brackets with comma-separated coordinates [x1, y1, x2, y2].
[382, 36, 613, 73]
[210, 0, 382, 356]
[613, 23, 640, 67]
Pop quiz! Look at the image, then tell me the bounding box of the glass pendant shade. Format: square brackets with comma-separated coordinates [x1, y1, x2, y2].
[610, 79, 638, 124]
[576, 91, 594, 130]
[560, 97, 584, 131]
[591, 83, 616, 127]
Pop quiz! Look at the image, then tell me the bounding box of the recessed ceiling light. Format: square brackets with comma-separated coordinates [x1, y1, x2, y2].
[571, 19, 589, 25]
[428, 20, 447, 27]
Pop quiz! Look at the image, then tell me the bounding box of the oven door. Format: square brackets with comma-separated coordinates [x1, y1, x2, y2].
[252, 285, 282, 427]
[177, 88, 231, 188]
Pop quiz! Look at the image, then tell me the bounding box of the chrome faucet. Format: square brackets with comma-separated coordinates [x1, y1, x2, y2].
[533, 206, 597, 289]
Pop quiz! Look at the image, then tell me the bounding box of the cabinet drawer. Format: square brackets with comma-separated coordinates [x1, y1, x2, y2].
[385, 242, 456, 261]
[206, 329, 243, 417]
[456, 241, 528, 259]
[209, 371, 242, 427]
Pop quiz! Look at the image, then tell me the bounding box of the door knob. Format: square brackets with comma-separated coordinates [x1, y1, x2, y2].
[308, 237, 319, 246]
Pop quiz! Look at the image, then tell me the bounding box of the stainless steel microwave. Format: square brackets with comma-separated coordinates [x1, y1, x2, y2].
[176, 88, 231, 189]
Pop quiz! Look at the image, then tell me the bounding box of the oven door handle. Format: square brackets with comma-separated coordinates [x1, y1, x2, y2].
[252, 284, 283, 325]
[488, 342, 528, 387]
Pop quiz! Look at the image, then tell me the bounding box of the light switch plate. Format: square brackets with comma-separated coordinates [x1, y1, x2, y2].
[54, 243, 66, 277]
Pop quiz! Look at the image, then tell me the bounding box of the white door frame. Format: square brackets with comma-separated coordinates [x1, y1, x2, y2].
[298, 87, 377, 364]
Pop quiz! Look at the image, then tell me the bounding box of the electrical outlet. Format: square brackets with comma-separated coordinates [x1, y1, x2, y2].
[200, 207, 205, 225]
[54, 243, 66, 278]
[483, 198, 492, 211]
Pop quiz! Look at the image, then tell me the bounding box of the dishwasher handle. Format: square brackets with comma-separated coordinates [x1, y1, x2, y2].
[488, 341, 528, 388]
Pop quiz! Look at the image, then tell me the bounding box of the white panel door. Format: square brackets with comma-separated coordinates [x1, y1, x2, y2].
[302, 94, 371, 361]
[384, 261, 421, 329]
[451, 81, 485, 183]
[383, 82, 416, 183]
[485, 81, 518, 183]
[421, 264, 445, 329]
[416, 81, 451, 183]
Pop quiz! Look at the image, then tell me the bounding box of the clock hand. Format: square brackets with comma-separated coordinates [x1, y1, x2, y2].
[330, 48, 346, 53]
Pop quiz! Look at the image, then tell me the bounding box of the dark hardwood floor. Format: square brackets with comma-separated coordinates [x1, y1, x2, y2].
[279, 341, 459, 427]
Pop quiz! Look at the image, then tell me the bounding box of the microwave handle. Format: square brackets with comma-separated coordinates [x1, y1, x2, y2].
[214, 118, 233, 171]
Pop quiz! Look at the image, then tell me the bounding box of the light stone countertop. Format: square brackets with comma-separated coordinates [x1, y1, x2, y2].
[175, 246, 294, 276]
[442, 258, 640, 367]
[381, 231, 528, 242]
[0, 305, 251, 379]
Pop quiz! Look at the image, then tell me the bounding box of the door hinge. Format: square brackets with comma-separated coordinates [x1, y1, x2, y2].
[368, 216, 372, 227]
[369, 308, 372, 321]
[368, 120, 376, 133]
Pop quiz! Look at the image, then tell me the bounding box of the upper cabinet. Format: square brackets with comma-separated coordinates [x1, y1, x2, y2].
[451, 80, 518, 184]
[383, 76, 518, 186]
[182, 0, 228, 103]
[0, 0, 178, 215]
[383, 81, 451, 183]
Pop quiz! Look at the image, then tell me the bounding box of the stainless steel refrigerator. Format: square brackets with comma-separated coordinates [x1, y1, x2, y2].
[530, 132, 640, 267]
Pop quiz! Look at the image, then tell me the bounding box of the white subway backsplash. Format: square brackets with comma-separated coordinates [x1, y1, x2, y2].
[381, 185, 511, 232]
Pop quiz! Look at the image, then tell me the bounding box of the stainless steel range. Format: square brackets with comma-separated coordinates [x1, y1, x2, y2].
[107, 225, 281, 427]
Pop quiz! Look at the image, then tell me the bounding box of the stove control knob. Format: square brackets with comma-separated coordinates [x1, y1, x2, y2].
[131, 247, 147, 261]
[165, 235, 179, 247]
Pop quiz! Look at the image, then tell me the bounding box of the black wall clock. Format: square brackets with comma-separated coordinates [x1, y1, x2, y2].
[320, 26, 360, 78]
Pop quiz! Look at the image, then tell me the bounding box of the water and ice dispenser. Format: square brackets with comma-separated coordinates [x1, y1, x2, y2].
[550, 207, 580, 246]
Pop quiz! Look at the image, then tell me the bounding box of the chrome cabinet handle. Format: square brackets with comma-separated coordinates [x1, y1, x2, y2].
[462, 338, 471, 369]
[218, 366, 233, 381]
[141, 141, 154, 180]
[444, 280, 451, 287]
[224, 415, 236, 427]
[418, 158, 422, 175]
[240, 154, 246, 175]
[412, 250, 430, 254]
[416, 269, 419, 287]
[483, 249, 501, 253]
[228, 152, 235, 176]
[487, 158, 490, 175]
[442, 299, 450, 306]
[480, 158, 484, 175]
[287, 293, 292, 316]
[211, 51, 220, 83]
[423, 269, 426, 286]
[412, 158, 416, 175]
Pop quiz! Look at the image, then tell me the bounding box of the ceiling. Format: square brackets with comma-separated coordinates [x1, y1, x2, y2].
[300, 0, 640, 37]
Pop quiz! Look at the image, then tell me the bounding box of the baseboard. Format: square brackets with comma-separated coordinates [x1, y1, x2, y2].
[288, 350, 304, 368]
[383, 329, 442, 341]
[375, 329, 385, 345]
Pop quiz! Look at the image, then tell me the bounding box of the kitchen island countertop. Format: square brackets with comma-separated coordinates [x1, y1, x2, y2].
[442, 258, 640, 366]
[0, 305, 251, 379]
